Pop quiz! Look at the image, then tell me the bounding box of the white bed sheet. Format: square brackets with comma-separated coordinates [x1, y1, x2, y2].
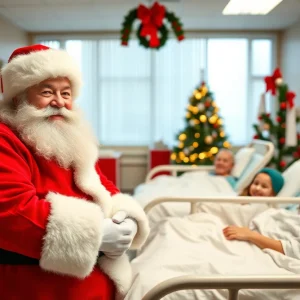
[127, 206, 300, 300]
[134, 172, 237, 227]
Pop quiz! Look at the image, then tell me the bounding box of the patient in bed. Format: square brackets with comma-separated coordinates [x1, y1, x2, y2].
[210, 149, 237, 188]
[223, 168, 287, 255]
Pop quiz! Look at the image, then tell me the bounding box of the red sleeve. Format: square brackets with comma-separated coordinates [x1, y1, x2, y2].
[0, 129, 50, 259]
[95, 161, 120, 195]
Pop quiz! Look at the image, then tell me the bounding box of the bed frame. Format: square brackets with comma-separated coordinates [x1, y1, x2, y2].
[141, 196, 300, 300]
[145, 140, 274, 194]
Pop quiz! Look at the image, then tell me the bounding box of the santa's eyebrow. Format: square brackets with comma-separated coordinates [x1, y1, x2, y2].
[39, 84, 71, 90]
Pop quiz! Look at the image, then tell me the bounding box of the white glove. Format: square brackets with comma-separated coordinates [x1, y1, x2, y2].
[100, 218, 132, 254]
[100, 211, 138, 259]
[113, 211, 138, 238]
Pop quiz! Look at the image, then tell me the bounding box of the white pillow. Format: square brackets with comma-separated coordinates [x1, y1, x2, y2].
[231, 147, 255, 178]
[277, 160, 300, 197]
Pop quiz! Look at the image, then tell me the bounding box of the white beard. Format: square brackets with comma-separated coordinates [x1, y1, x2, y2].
[0, 101, 99, 169]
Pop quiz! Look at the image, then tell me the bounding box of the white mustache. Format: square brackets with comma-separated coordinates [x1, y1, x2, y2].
[17, 104, 78, 122]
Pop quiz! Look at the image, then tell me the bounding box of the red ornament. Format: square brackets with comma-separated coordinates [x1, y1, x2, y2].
[137, 2, 166, 48]
[286, 91, 296, 109]
[298, 133, 300, 140]
[280, 102, 287, 110]
[213, 123, 219, 129]
[253, 134, 259, 139]
[276, 116, 282, 123]
[279, 137, 285, 144]
[264, 68, 282, 95]
[266, 113, 271, 118]
[258, 115, 263, 121]
[205, 101, 211, 107]
[279, 160, 286, 168]
[121, 40, 128, 46]
[293, 152, 300, 158]
[178, 35, 185, 41]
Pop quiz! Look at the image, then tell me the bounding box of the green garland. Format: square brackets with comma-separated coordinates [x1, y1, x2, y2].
[121, 8, 184, 50]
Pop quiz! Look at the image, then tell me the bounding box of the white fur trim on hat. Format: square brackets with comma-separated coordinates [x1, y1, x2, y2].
[40, 192, 103, 279]
[1, 49, 82, 102]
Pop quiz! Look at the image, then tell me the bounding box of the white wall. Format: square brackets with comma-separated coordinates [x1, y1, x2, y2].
[0, 16, 28, 64]
[282, 20, 300, 106]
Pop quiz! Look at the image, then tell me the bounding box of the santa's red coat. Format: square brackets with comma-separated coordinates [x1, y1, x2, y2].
[0, 122, 149, 299]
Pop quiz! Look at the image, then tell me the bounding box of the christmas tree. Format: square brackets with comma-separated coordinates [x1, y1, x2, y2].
[171, 82, 231, 166]
[253, 68, 299, 172]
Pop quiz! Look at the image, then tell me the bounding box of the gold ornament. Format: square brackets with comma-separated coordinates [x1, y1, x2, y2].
[186, 112, 191, 118]
[195, 92, 202, 100]
[223, 141, 231, 148]
[194, 133, 200, 138]
[263, 123, 270, 130]
[198, 152, 206, 160]
[179, 133, 187, 141]
[220, 131, 225, 138]
[201, 86, 208, 96]
[171, 153, 177, 160]
[210, 147, 218, 154]
[193, 142, 199, 148]
[205, 136, 213, 144]
[183, 157, 189, 163]
[199, 115, 207, 122]
[178, 142, 184, 148]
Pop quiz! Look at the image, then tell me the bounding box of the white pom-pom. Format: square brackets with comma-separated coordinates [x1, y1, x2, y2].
[275, 78, 283, 86]
[189, 119, 195, 126]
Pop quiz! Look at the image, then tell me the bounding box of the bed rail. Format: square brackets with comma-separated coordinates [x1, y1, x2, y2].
[145, 165, 214, 183]
[142, 275, 300, 300]
[144, 196, 300, 215]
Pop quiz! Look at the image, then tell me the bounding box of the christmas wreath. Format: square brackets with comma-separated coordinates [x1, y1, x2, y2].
[120, 1, 185, 49]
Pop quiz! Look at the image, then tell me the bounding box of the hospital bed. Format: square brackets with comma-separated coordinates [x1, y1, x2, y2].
[127, 195, 300, 300]
[134, 140, 274, 227]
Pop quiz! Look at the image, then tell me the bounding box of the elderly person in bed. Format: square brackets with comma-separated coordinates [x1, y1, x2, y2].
[210, 149, 236, 188]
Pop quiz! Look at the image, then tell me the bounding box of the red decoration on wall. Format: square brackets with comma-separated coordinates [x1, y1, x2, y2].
[264, 68, 282, 95]
[120, 1, 185, 49]
[286, 91, 296, 109]
[137, 2, 165, 48]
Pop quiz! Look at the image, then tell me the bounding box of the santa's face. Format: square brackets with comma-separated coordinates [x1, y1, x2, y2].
[26, 77, 73, 121]
[0, 78, 99, 169]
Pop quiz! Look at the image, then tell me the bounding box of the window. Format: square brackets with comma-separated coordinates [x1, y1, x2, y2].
[37, 35, 275, 146]
[207, 38, 248, 145]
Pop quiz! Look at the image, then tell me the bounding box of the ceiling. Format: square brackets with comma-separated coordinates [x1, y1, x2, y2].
[0, 0, 300, 32]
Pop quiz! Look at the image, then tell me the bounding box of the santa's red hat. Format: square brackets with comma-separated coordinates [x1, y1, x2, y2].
[0, 44, 82, 102]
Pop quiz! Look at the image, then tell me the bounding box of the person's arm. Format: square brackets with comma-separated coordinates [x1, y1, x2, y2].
[223, 225, 284, 254]
[0, 128, 104, 278]
[248, 231, 284, 254]
[95, 162, 150, 249]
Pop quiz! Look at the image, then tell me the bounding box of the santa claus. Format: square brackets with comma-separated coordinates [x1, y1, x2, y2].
[0, 44, 149, 299]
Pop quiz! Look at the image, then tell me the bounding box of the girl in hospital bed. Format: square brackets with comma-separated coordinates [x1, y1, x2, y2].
[223, 168, 287, 255]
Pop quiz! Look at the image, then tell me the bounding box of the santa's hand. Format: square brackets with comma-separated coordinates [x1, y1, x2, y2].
[112, 210, 127, 224]
[100, 217, 138, 259]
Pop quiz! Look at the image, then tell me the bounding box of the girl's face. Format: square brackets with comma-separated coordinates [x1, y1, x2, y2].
[249, 173, 275, 197]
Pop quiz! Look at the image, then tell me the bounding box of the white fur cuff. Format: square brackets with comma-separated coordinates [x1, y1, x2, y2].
[111, 193, 150, 249]
[40, 192, 104, 278]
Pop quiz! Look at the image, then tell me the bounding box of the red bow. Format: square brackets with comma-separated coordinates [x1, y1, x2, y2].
[264, 68, 282, 95]
[286, 91, 296, 109]
[137, 2, 165, 48]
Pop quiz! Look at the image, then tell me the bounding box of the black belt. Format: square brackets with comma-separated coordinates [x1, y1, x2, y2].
[0, 248, 104, 265]
[0, 248, 39, 265]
